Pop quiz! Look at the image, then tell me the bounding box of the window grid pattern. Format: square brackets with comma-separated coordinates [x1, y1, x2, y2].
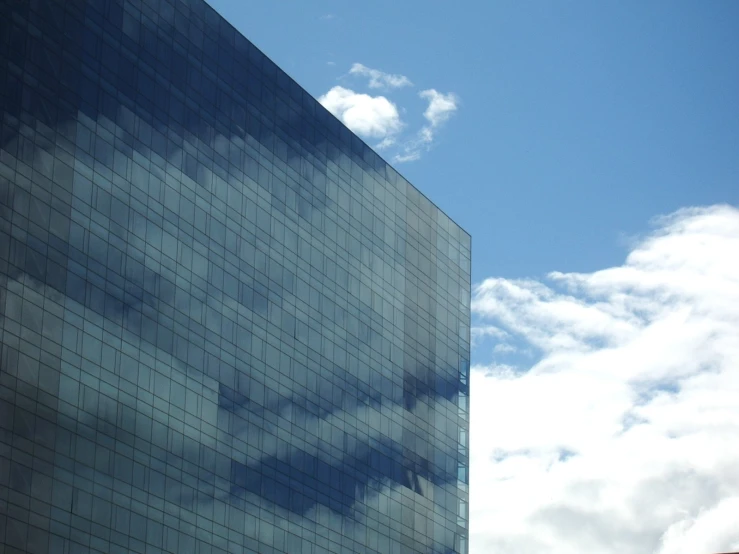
[0, 0, 471, 553]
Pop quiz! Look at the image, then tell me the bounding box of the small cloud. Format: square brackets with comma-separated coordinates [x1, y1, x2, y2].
[394, 89, 459, 163]
[420, 89, 459, 127]
[318, 86, 403, 139]
[323, 65, 458, 163]
[320, 13, 336, 20]
[349, 63, 413, 89]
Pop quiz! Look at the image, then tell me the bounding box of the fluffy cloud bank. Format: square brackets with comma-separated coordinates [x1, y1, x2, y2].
[470, 205, 739, 554]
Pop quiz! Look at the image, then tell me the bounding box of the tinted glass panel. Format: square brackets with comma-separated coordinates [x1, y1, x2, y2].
[0, 1, 470, 553]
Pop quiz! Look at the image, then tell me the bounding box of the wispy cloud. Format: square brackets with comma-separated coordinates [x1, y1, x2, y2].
[318, 86, 403, 140]
[492, 343, 518, 354]
[471, 325, 510, 346]
[470, 205, 739, 554]
[394, 89, 459, 163]
[319, 13, 336, 21]
[349, 63, 413, 89]
[375, 136, 397, 150]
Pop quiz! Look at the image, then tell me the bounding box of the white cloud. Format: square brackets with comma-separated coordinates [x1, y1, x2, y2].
[321, 66, 458, 163]
[421, 88, 459, 127]
[470, 205, 739, 554]
[318, 86, 403, 139]
[349, 62, 413, 89]
[394, 89, 459, 163]
[656, 497, 739, 554]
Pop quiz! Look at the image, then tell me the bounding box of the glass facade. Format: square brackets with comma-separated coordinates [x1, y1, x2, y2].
[0, 0, 471, 552]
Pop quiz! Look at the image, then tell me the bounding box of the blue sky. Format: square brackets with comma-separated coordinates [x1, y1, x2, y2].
[207, 2, 739, 553]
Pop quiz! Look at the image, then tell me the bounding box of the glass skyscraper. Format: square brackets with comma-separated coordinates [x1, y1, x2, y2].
[0, 0, 471, 552]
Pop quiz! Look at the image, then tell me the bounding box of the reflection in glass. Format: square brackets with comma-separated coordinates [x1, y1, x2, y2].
[0, 0, 470, 553]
